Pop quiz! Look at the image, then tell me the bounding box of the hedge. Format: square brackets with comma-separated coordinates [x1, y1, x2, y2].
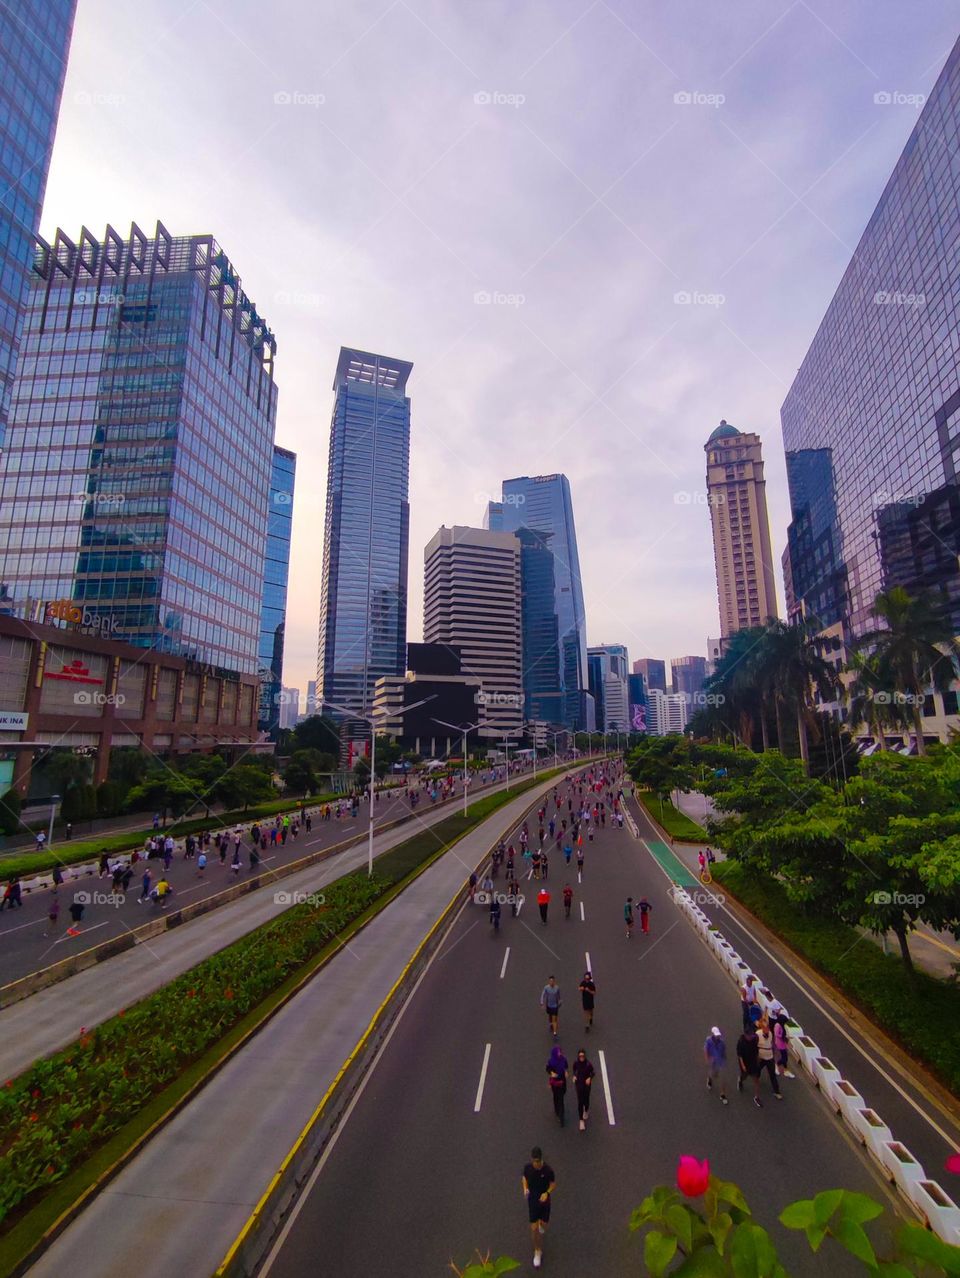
[712, 860, 960, 1098]
[637, 791, 706, 842]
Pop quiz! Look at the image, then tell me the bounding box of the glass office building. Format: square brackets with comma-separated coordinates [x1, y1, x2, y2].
[0, 0, 77, 444]
[258, 445, 296, 735]
[0, 222, 279, 675]
[489, 473, 590, 730]
[316, 347, 411, 721]
[781, 37, 960, 638]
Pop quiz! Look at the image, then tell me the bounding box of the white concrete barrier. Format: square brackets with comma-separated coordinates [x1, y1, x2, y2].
[907, 1180, 960, 1242]
[880, 1140, 927, 1198]
[831, 1077, 865, 1123]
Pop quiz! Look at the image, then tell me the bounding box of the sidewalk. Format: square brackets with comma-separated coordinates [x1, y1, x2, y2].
[25, 772, 569, 1278]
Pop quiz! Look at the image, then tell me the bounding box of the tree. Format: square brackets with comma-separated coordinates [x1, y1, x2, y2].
[844, 650, 910, 749]
[40, 750, 93, 797]
[283, 754, 317, 798]
[107, 746, 150, 793]
[0, 788, 22, 836]
[125, 774, 196, 822]
[855, 587, 960, 757]
[373, 733, 401, 778]
[627, 736, 695, 819]
[291, 714, 341, 755]
[764, 618, 839, 772]
[211, 764, 276, 813]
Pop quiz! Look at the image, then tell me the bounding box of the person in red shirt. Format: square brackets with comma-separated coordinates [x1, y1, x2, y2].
[562, 883, 573, 919]
[537, 886, 551, 924]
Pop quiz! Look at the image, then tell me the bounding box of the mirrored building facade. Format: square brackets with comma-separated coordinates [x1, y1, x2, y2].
[258, 445, 296, 736]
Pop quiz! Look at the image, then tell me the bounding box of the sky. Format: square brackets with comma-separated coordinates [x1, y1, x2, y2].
[39, 0, 960, 697]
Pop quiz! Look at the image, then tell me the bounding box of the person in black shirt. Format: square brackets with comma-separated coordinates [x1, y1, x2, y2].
[522, 1146, 556, 1270]
[736, 1026, 762, 1107]
[579, 970, 596, 1031]
[572, 1049, 595, 1130]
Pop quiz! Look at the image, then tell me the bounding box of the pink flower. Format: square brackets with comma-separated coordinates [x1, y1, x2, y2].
[677, 1156, 710, 1198]
[946, 1154, 960, 1175]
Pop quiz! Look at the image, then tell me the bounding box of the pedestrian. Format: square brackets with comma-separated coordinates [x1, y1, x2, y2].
[562, 883, 573, 919]
[563, 842, 572, 866]
[231, 844, 241, 874]
[576, 845, 584, 877]
[537, 885, 550, 925]
[35, 830, 46, 852]
[540, 976, 561, 1037]
[754, 1017, 783, 1104]
[218, 835, 227, 866]
[638, 895, 652, 935]
[736, 1024, 762, 1107]
[98, 851, 109, 877]
[152, 812, 160, 831]
[305, 812, 312, 833]
[698, 849, 707, 876]
[572, 1048, 595, 1129]
[624, 895, 634, 938]
[196, 849, 207, 878]
[163, 836, 174, 872]
[151, 876, 173, 908]
[67, 897, 85, 932]
[469, 871, 478, 901]
[704, 1026, 729, 1105]
[740, 974, 760, 1030]
[773, 1014, 795, 1079]
[521, 1147, 555, 1271]
[531, 849, 541, 880]
[0, 876, 22, 910]
[44, 889, 60, 936]
[508, 876, 520, 916]
[138, 868, 152, 902]
[540, 851, 549, 881]
[546, 1044, 568, 1125]
[578, 970, 596, 1031]
[490, 896, 502, 932]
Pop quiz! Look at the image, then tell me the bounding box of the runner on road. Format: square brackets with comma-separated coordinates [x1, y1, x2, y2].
[562, 883, 573, 919]
[624, 896, 634, 939]
[540, 976, 561, 1037]
[546, 1044, 568, 1126]
[638, 896, 652, 935]
[490, 895, 502, 932]
[579, 970, 596, 1031]
[704, 1026, 729, 1105]
[573, 1048, 595, 1130]
[537, 886, 551, 925]
[522, 1147, 556, 1271]
[576, 845, 584, 878]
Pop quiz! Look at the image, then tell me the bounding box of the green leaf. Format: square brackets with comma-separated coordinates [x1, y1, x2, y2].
[897, 1223, 960, 1275]
[830, 1219, 877, 1268]
[665, 1202, 696, 1253]
[708, 1210, 734, 1256]
[730, 1222, 781, 1278]
[712, 1176, 752, 1215]
[812, 1189, 845, 1226]
[671, 1248, 730, 1278]
[833, 1192, 885, 1226]
[876, 1264, 916, 1278]
[804, 1224, 828, 1252]
[779, 1200, 816, 1230]
[645, 1230, 679, 1278]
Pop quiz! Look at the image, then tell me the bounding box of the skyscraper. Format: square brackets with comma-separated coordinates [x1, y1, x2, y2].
[258, 446, 296, 736]
[316, 348, 411, 723]
[0, 1, 77, 444]
[423, 526, 522, 739]
[671, 655, 708, 701]
[781, 38, 960, 641]
[492, 474, 590, 730]
[647, 688, 689, 735]
[633, 658, 666, 693]
[0, 222, 279, 674]
[587, 644, 630, 732]
[705, 421, 778, 637]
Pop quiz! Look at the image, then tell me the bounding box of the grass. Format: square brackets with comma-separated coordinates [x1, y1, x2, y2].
[712, 860, 960, 1098]
[637, 791, 706, 842]
[0, 765, 569, 1274]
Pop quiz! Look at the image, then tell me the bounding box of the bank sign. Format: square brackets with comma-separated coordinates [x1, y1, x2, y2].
[44, 600, 123, 638]
[0, 711, 28, 730]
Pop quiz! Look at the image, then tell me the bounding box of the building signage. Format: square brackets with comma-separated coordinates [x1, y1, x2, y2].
[0, 711, 28, 730]
[44, 600, 124, 638]
[45, 659, 103, 685]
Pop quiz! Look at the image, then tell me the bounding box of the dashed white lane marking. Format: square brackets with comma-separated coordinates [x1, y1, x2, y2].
[585, 951, 592, 972]
[598, 1049, 616, 1125]
[474, 1043, 492, 1113]
[500, 947, 511, 980]
[580, 901, 585, 922]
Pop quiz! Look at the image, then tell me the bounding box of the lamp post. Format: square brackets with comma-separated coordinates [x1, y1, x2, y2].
[324, 696, 435, 875]
[501, 730, 514, 789]
[48, 794, 60, 849]
[547, 730, 563, 767]
[432, 717, 481, 817]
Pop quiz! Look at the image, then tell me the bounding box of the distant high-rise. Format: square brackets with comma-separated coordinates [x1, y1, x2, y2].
[258, 446, 296, 736]
[647, 689, 689, 735]
[671, 655, 707, 701]
[423, 526, 522, 738]
[316, 348, 411, 723]
[0, 1, 77, 444]
[781, 39, 960, 643]
[494, 474, 590, 730]
[305, 680, 318, 716]
[0, 223, 279, 674]
[279, 687, 301, 731]
[587, 644, 630, 732]
[633, 658, 666, 693]
[705, 421, 778, 637]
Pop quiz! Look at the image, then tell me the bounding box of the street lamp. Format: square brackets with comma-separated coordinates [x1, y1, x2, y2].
[432, 717, 481, 817]
[547, 730, 563, 767]
[500, 730, 514, 789]
[324, 695, 435, 876]
[48, 794, 60, 849]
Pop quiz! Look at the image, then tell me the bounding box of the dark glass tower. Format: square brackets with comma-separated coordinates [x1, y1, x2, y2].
[258, 445, 297, 736]
[781, 37, 960, 638]
[0, 222, 279, 674]
[495, 474, 590, 730]
[0, 0, 77, 444]
[316, 348, 411, 721]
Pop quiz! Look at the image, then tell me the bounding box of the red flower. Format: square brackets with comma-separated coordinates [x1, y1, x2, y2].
[224, 989, 234, 1000]
[4, 1080, 11, 1089]
[677, 1156, 710, 1198]
[28, 1113, 38, 1123]
[946, 1154, 960, 1175]
[45, 1164, 55, 1175]
[31, 1089, 40, 1099]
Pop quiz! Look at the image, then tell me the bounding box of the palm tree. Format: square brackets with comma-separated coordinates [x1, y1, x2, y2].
[855, 587, 960, 756]
[765, 619, 840, 773]
[843, 650, 910, 749]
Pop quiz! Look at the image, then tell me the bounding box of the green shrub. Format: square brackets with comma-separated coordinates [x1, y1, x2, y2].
[0, 791, 21, 837]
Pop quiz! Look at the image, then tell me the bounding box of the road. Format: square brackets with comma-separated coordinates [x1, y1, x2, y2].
[259, 772, 946, 1278]
[0, 766, 534, 987]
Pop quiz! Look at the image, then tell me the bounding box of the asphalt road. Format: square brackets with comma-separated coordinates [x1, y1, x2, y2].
[261, 767, 908, 1278]
[0, 767, 533, 986]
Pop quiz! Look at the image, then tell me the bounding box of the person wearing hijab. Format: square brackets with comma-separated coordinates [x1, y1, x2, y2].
[546, 1044, 569, 1126]
[572, 1048, 595, 1130]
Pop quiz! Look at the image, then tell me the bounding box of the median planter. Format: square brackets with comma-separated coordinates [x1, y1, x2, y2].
[791, 1035, 821, 1077]
[879, 1141, 927, 1197]
[906, 1180, 960, 1243]
[812, 1055, 842, 1095]
[783, 1018, 802, 1040]
[850, 1108, 892, 1163]
[830, 1077, 865, 1122]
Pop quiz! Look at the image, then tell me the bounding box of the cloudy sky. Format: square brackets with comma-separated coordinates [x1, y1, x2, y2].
[41, 0, 959, 695]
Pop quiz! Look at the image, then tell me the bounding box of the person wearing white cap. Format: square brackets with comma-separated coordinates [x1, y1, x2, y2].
[704, 1025, 729, 1105]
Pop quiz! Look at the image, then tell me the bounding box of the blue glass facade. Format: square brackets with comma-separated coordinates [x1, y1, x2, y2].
[0, 1, 76, 444]
[316, 348, 411, 720]
[782, 38, 960, 638]
[0, 224, 279, 675]
[495, 474, 589, 730]
[258, 445, 296, 735]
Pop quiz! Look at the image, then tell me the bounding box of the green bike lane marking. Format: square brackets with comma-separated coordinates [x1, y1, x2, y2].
[641, 838, 699, 888]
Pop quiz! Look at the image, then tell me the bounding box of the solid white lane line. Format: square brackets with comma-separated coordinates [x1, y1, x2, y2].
[585, 951, 592, 973]
[474, 1043, 492, 1113]
[516, 895, 524, 918]
[598, 1049, 616, 1125]
[500, 947, 511, 979]
[580, 901, 585, 922]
